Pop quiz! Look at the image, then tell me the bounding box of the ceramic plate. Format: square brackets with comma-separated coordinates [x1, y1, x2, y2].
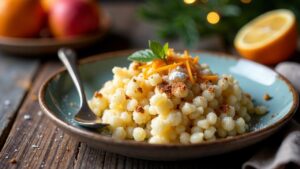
[39, 51, 298, 160]
[0, 12, 110, 56]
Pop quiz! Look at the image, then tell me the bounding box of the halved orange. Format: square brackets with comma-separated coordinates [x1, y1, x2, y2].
[234, 9, 297, 65]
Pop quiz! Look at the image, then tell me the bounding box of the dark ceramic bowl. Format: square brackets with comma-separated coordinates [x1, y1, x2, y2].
[39, 51, 298, 160]
[0, 11, 110, 56]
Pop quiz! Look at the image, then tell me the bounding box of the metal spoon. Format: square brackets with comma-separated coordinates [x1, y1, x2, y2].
[58, 48, 108, 129]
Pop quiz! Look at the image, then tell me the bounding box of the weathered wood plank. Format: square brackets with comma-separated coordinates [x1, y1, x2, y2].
[73, 142, 260, 169]
[0, 54, 39, 149]
[0, 63, 80, 169]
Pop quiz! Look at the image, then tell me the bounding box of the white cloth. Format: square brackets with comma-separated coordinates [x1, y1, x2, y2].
[243, 120, 300, 169]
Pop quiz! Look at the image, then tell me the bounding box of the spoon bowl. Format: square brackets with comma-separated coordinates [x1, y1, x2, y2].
[58, 48, 108, 129]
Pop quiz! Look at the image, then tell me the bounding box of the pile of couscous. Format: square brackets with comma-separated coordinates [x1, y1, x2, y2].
[88, 43, 267, 144]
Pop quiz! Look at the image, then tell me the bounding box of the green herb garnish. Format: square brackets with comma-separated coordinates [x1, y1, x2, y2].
[128, 40, 169, 62]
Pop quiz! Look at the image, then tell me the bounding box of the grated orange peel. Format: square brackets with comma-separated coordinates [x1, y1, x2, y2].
[138, 49, 218, 84]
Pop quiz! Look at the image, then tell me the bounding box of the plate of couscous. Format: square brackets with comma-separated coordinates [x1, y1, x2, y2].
[39, 41, 298, 160]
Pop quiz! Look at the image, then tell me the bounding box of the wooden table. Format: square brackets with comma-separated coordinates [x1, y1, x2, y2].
[0, 3, 299, 169]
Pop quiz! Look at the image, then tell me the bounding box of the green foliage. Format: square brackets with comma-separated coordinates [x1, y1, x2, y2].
[139, 0, 300, 47]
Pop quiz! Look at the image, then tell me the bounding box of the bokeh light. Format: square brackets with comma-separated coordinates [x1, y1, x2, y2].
[207, 11, 220, 24]
[184, 0, 196, 5]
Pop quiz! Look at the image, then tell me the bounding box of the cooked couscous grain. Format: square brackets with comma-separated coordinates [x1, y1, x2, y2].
[89, 48, 268, 144]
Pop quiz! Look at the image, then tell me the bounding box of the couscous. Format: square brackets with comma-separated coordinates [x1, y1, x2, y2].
[88, 41, 267, 144]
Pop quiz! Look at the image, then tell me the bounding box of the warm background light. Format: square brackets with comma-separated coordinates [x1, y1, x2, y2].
[207, 11, 220, 24]
[241, 0, 252, 4]
[183, 0, 196, 5]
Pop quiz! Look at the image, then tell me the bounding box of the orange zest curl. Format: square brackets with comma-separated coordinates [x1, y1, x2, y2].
[137, 49, 218, 84]
[150, 62, 185, 75]
[200, 75, 219, 82]
[138, 63, 152, 69]
[185, 60, 195, 84]
[152, 59, 166, 69]
[193, 56, 199, 63]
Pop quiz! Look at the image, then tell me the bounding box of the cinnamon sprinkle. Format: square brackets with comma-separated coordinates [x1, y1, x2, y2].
[135, 106, 144, 113]
[137, 87, 143, 93]
[171, 82, 187, 96]
[94, 92, 103, 98]
[220, 104, 230, 113]
[263, 93, 272, 101]
[208, 86, 215, 93]
[157, 82, 172, 97]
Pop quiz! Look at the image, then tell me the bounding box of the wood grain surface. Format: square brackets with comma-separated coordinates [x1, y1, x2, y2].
[0, 63, 79, 169]
[0, 54, 39, 149]
[0, 3, 298, 169]
[73, 143, 254, 169]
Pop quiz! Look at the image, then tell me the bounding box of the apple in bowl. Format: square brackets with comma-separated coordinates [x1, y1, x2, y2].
[48, 0, 100, 38]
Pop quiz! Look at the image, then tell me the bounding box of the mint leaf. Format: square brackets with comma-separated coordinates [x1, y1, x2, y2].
[128, 49, 157, 62]
[162, 43, 169, 59]
[149, 40, 169, 60]
[128, 40, 170, 62]
[149, 40, 164, 59]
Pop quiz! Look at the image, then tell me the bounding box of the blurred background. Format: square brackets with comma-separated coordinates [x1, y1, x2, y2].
[1, 1, 300, 168]
[0, 0, 299, 65]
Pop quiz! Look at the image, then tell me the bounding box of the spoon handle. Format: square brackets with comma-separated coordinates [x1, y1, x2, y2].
[58, 48, 88, 108]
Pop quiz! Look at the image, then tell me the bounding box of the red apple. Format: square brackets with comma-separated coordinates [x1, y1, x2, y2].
[49, 0, 100, 38]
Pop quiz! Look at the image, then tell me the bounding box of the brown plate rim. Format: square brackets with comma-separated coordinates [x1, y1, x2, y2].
[39, 50, 299, 148]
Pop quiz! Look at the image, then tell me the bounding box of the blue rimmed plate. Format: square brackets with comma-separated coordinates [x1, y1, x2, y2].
[39, 50, 298, 160]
